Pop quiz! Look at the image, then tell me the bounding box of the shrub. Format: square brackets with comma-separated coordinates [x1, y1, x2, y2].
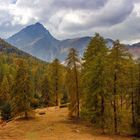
[1, 102, 12, 121]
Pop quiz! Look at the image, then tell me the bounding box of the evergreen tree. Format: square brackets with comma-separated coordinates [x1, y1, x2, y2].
[41, 75, 50, 106]
[126, 59, 137, 129]
[108, 40, 130, 133]
[1, 102, 12, 120]
[0, 75, 10, 102]
[48, 58, 62, 106]
[0, 75, 12, 120]
[66, 48, 81, 118]
[11, 60, 33, 118]
[81, 33, 108, 131]
[134, 58, 140, 136]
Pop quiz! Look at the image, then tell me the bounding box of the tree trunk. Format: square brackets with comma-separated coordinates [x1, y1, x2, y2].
[55, 87, 58, 106]
[130, 69, 135, 127]
[74, 61, 79, 118]
[55, 68, 59, 106]
[131, 91, 135, 127]
[135, 63, 140, 136]
[113, 71, 118, 134]
[25, 111, 28, 119]
[120, 93, 123, 110]
[101, 95, 105, 133]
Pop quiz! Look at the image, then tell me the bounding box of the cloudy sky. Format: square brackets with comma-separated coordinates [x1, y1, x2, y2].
[0, 0, 140, 44]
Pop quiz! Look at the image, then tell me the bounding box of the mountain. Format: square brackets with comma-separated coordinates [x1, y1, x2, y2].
[57, 37, 92, 60]
[7, 22, 139, 61]
[128, 42, 140, 58]
[7, 22, 59, 61]
[0, 38, 29, 56]
[7, 22, 92, 61]
[0, 37, 48, 66]
[0, 37, 48, 76]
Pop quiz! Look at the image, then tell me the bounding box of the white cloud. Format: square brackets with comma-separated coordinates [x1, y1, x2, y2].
[0, 0, 140, 44]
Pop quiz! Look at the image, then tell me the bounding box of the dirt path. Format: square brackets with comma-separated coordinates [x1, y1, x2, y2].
[0, 107, 132, 140]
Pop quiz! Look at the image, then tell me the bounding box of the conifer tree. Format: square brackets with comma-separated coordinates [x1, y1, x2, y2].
[81, 33, 108, 131]
[134, 58, 140, 136]
[49, 58, 62, 106]
[108, 40, 130, 133]
[0, 75, 12, 120]
[11, 60, 33, 118]
[0, 75, 10, 102]
[66, 48, 81, 118]
[127, 59, 137, 129]
[41, 75, 50, 106]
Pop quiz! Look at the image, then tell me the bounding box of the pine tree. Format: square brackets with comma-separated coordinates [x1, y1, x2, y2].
[134, 58, 140, 136]
[0, 75, 10, 102]
[0, 75, 12, 120]
[108, 40, 130, 133]
[41, 75, 50, 106]
[127, 59, 137, 129]
[48, 58, 62, 106]
[11, 60, 33, 119]
[66, 48, 81, 118]
[81, 33, 108, 131]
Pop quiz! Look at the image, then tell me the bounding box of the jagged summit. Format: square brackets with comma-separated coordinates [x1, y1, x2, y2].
[7, 22, 59, 61]
[34, 22, 43, 26]
[26, 22, 48, 33]
[7, 23, 140, 61]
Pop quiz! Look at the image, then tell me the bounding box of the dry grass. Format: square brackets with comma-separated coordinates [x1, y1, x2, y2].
[0, 107, 133, 140]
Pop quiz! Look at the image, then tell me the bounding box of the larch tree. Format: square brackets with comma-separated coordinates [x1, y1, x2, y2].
[134, 58, 140, 136]
[49, 58, 62, 106]
[81, 33, 108, 131]
[0, 75, 12, 120]
[11, 59, 33, 119]
[108, 40, 130, 133]
[66, 48, 81, 118]
[0, 75, 10, 102]
[126, 58, 137, 129]
[41, 75, 50, 106]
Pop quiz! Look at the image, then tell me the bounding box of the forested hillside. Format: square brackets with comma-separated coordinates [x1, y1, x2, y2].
[0, 39, 67, 120]
[0, 34, 140, 139]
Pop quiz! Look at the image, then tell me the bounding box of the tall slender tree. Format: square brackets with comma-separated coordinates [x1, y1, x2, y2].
[49, 58, 62, 106]
[11, 60, 33, 118]
[66, 48, 81, 118]
[134, 58, 140, 136]
[108, 40, 130, 133]
[127, 59, 137, 128]
[81, 33, 108, 131]
[41, 75, 50, 106]
[0, 75, 10, 102]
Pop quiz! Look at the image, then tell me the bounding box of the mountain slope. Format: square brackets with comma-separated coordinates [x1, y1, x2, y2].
[128, 42, 140, 58]
[7, 23, 113, 61]
[57, 37, 92, 60]
[0, 37, 49, 67]
[7, 22, 140, 61]
[7, 23, 95, 61]
[0, 38, 30, 56]
[7, 22, 59, 61]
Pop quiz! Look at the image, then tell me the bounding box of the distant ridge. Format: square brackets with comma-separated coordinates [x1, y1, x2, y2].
[0, 38, 29, 56]
[7, 23, 140, 61]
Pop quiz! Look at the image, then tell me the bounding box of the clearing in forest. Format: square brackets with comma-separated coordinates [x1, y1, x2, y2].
[0, 107, 132, 140]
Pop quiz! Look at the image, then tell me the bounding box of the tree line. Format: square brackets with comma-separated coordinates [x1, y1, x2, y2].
[66, 33, 140, 136]
[0, 33, 140, 137]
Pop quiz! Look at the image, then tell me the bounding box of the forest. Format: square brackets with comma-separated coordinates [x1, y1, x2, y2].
[0, 33, 140, 138]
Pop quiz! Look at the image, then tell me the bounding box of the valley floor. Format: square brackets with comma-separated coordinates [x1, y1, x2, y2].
[0, 107, 132, 140]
